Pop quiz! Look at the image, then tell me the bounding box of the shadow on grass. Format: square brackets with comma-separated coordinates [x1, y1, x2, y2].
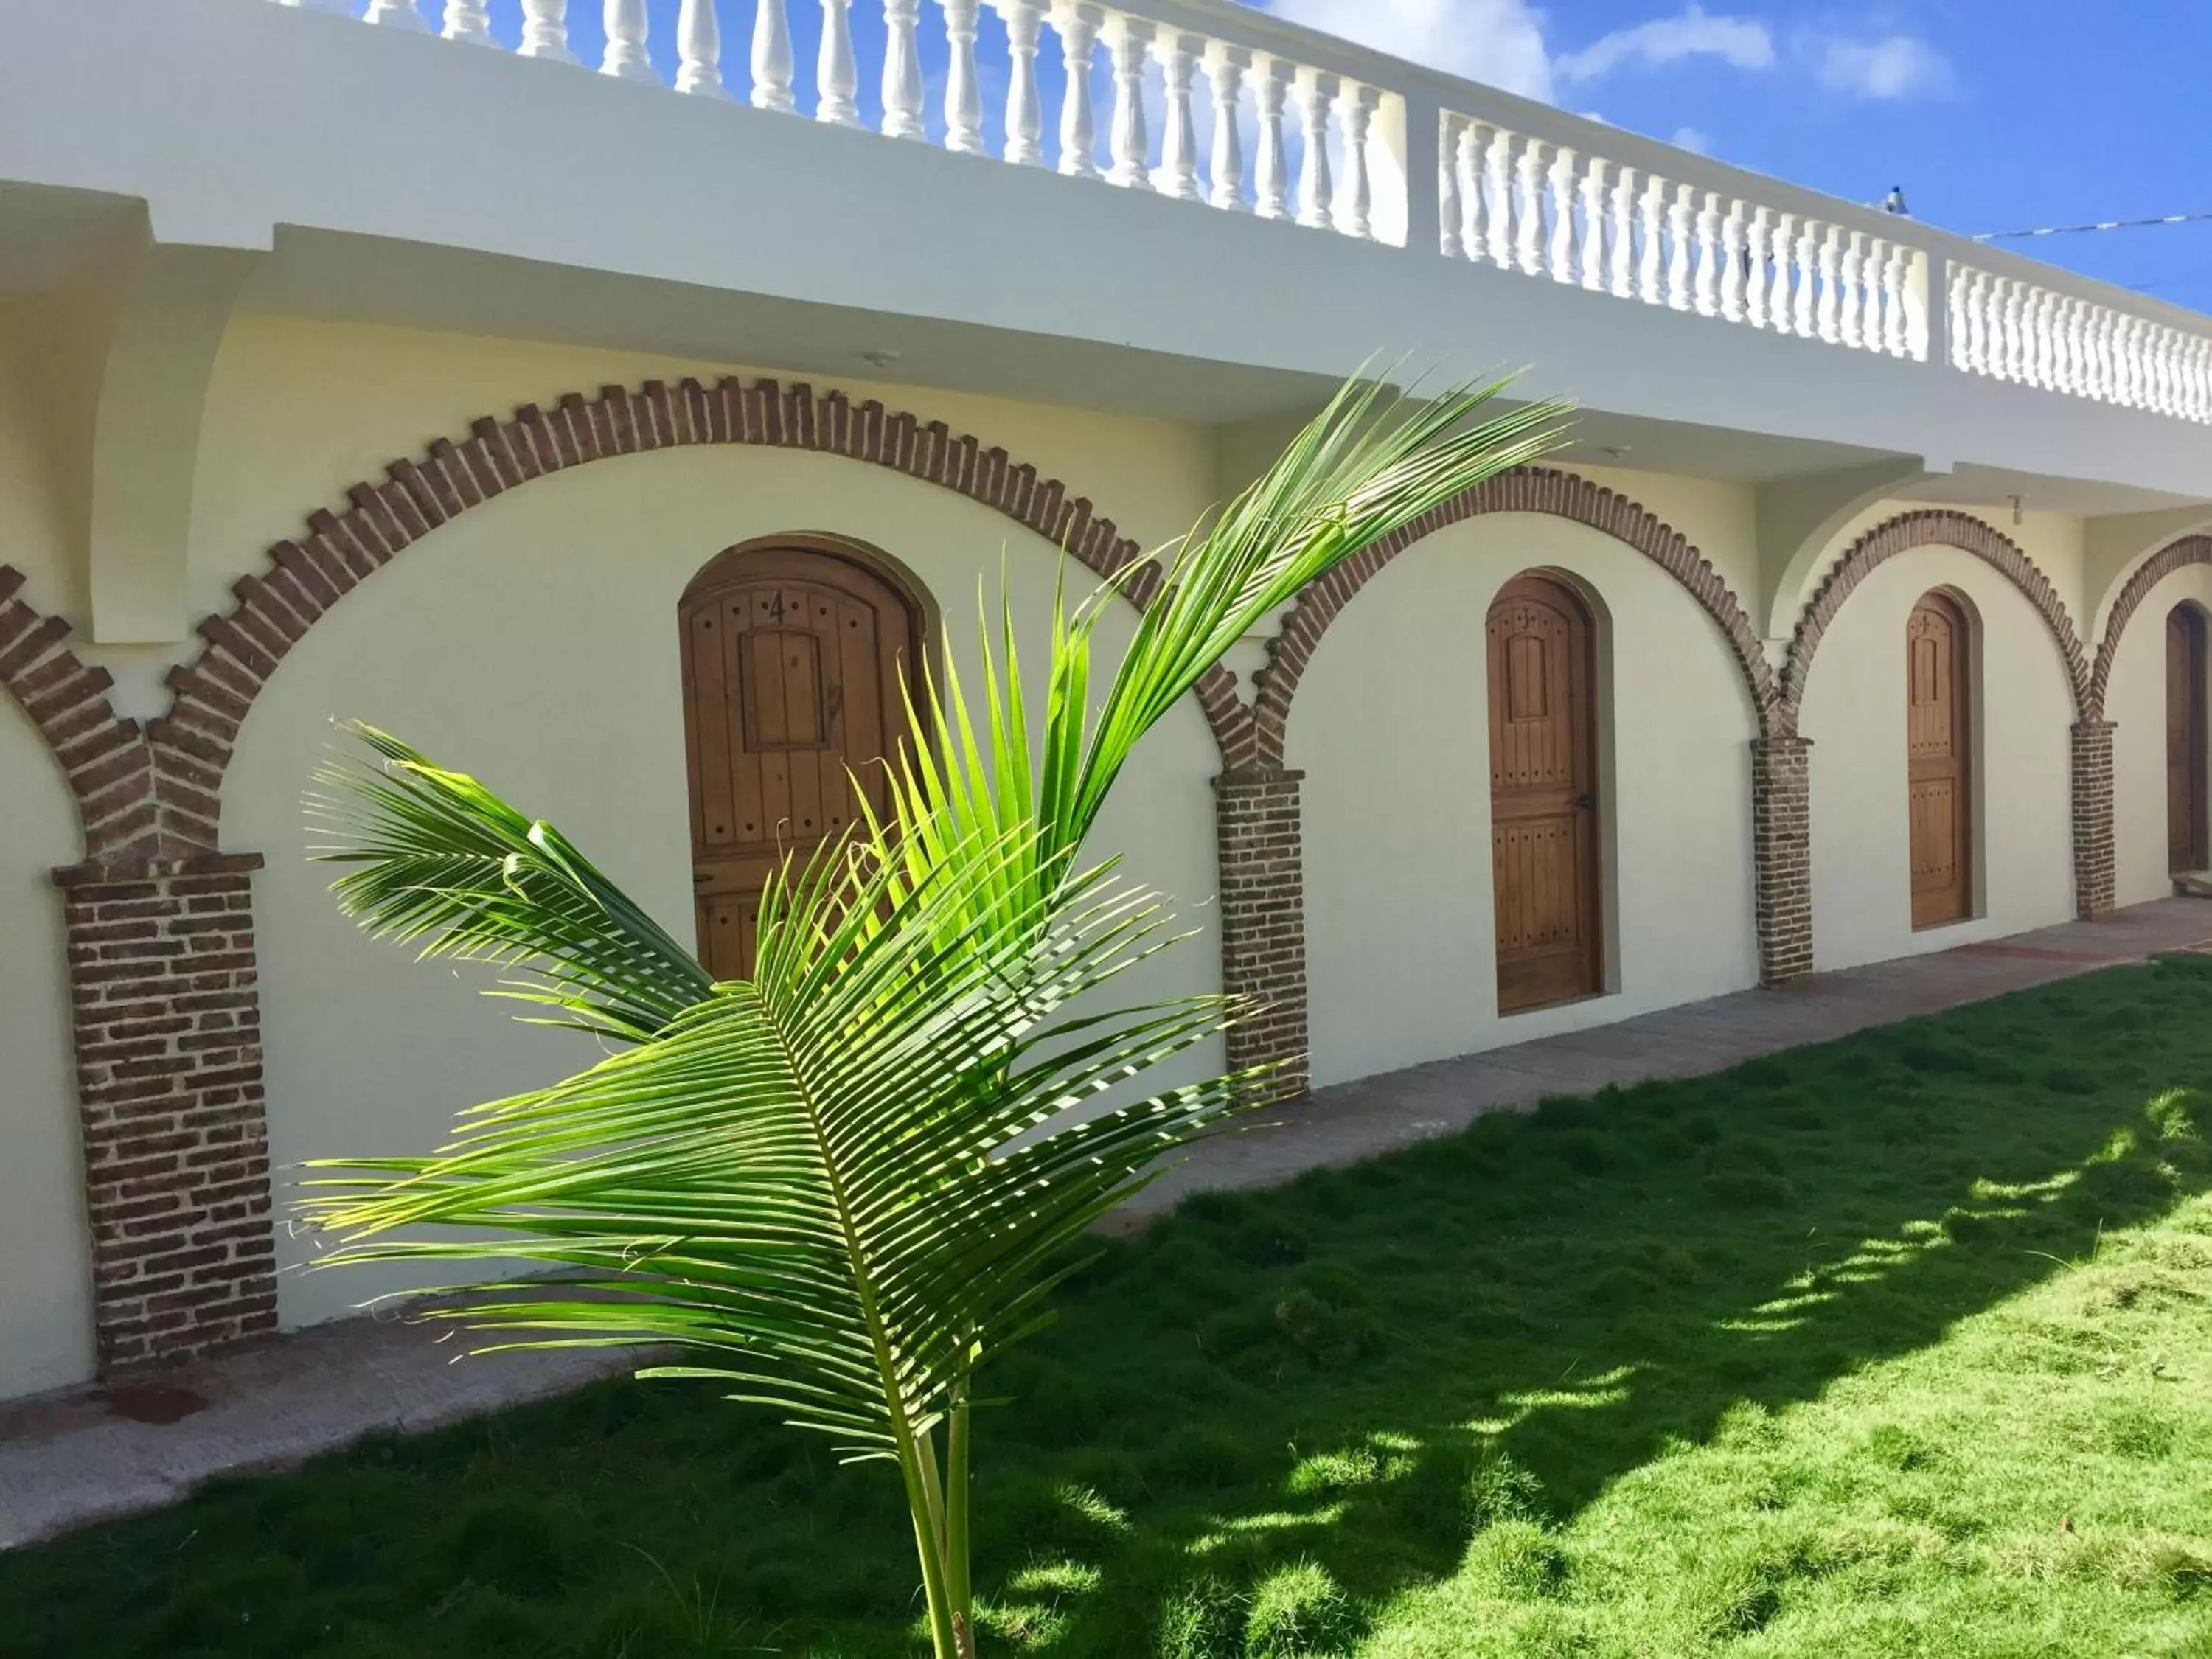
[6, 959, 2212, 1658]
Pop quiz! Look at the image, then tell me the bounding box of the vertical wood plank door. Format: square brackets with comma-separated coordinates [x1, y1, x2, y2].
[680, 541, 925, 979]
[1906, 590, 1972, 929]
[2167, 605, 2208, 874]
[1487, 573, 1602, 1013]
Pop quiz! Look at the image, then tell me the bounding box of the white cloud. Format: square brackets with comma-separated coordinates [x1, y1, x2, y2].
[1804, 33, 1954, 100]
[1258, 0, 1557, 102]
[1554, 5, 1775, 85]
[1670, 125, 1712, 154]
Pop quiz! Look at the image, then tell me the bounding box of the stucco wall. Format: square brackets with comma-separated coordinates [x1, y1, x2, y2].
[2110, 564, 2212, 907]
[0, 704, 95, 1399]
[1799, 545, 2079, 971]
[1288, 512, 1762, 1088]
[220, 441, 1225, 1327]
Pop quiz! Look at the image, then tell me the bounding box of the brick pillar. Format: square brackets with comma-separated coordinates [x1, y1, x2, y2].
[55, 854, 276, 1372]
[2071, 719, 2116, 920]
[1214, 767, 1309, 1102]
[1750, 734, 1814, 986]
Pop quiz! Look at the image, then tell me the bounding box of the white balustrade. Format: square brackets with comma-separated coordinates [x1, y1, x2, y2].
[674, 0, 723, 93]
[519, 0, 578, 63]
[941, 0, 984, 153]
[817, 0, 860, 126]
[600, 0, 652, 79]
[276, 0, 2212, 422]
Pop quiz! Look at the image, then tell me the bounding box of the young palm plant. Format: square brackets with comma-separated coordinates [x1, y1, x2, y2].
[300, 372, 1567, 1657]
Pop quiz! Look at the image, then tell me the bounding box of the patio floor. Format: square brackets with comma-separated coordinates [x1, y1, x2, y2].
[5, 896, 2208, 1551]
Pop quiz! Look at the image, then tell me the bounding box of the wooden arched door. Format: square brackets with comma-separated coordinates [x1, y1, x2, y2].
[2167, 604, 2208, 875]
[1487, 572, 1602, 1013]
[679, 537, 928, 978]
[1906, 590, 1972, 929]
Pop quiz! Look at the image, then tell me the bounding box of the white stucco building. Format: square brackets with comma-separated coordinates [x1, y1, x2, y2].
[1, 0, 2209, 1399]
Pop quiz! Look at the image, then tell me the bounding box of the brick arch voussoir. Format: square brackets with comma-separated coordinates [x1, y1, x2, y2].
[2087, 535, 2212, 718]
[153, 377, 1251, 840]
[1781, 509, 2091, 726]
[0, 565, 162, 866]
[1245, 466, 1784, 766]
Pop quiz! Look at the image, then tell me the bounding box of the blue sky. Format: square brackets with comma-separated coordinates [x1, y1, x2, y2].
[461, 0, 2212, 310]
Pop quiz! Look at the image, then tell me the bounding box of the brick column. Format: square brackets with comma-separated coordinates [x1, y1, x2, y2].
[1214, 767, 1309, 1102]
[2071, 719, 2116, 920]
[55, 854, 276, 1372]
[1750, 735, 1814, 986]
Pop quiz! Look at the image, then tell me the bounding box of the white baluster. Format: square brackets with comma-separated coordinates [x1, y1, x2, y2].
[1815, 226, 1843, 344]
[1545, 143, 1577, 281]
[1155, 33, 1203, 201]
[1719, 201, 1747, 322]
[2087, 305, 2114, 400]
[1665, 183, 1694, 310]
[599, 0, 653, 77]
[1961, 269, 1986, 373]
[442, 0, 493, 42]
[1438, 114, 1464, 256]
[1336, 84, 1377, 240]
[1104, 17, 1152, 188]
[674, 0, 724, 90]
[1743, 208, 1770, 329]
[992, 0, 1042, 158]
[2156, 328, 2179, 414]
[1206, 46, 1250, 210]
[1295, 72, 1336, 231]
[1792, 220, 1819, 338]
[2188, 335, 2209, 421]
[881, 0, 925, 139]
[939, 0, 984, 150]
[817, 0, 861, 125]
[365, 0, 430, 29]
[2062, 298, 2087, 393]
[2101, 310, 2124, 401]
[1458, 122, 1488, 261]
[1485, 127, 1517, 271]
[1579, 157, 1608, 292]
[2002, 280, 2028, 381]
[1862, 238, 1888, 350]
[1691, 191, 1721, 316]
[749, 0, 794, 109]
[1608, 165, 1637, 299]
[1514, 137, 1547, 275]
[1637, 173, 1666, 304]
[520, 0, 580, 63]
[1882, 242, 1911, 356]
[1253, 58, 1291, 218]
[1837, 232, 1864, 348]
[2037, 289, 2060, 388]
[1053, 7, 1103, 180]
[1766, 212, 1795, 333]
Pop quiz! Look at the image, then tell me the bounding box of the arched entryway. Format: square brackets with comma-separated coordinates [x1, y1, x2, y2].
[1486, 571, 1603, 1012]
[1907, 589, 1975, 929]
[678, 535, 932, 978]
[2167, 603, 2208, 877]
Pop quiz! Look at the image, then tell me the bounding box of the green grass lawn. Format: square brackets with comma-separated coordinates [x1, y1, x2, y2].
[8, 960, 2212, 1658]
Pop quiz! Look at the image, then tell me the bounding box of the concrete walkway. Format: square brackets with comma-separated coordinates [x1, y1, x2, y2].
[5, 897, 2208, 1551]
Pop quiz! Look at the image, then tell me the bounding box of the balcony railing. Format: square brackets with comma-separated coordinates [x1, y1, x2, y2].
[270, 0, 2212, 424]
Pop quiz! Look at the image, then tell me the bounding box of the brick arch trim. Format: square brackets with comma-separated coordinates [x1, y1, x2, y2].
[1245, 465, 1783, 765]
[1781, 509, 2090, 727]
[2087, 535, 2212, 718]
[150, 376, 1256, 846]
[0, 566, 163, 866]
